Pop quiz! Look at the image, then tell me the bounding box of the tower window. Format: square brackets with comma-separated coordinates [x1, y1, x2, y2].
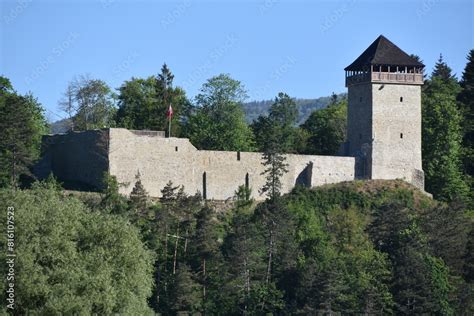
[400, 97, 403, 102]
[400, 133, 403, 139]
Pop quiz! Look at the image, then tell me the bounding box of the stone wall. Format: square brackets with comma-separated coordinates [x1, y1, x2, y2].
[371, 83, 423, 183]
[108, 128, 356, 200]
[36, 130, 109, 190]
[346, 82, 373, 178]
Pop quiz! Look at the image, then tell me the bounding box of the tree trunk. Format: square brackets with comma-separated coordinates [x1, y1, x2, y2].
[265, 224, 274, 284]
[11, 148, 17, 189]
[184, 228, 189, 254]
[202, 258, 207, 299]
[173, 225, 180, 275]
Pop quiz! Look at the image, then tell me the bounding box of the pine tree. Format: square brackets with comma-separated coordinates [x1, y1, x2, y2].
[129, 171, 149, 214]
[422, 56, 469, 202]
[171, 264, 202, 314]
[252, 92, 299, 153]
[0, 80, 47, 188]
[192, 206, 220, 309]
[100, 172, 128, 215]
[432, 54, 456, 81]
[457, 49, 474, 205]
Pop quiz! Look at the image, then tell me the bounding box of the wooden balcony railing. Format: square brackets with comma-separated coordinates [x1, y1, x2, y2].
[346, 72, 423, 86]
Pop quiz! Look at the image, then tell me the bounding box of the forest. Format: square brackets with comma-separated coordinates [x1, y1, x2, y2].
[0, 50, 473, 315]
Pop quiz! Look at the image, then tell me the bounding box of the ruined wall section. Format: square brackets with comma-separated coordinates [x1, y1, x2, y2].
[108, 128, 198, 197]
[108, 128, 356, 200]
[36, 129, 109, 190]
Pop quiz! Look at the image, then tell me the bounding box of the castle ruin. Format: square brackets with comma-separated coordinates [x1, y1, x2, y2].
[36, 35, 425, 200]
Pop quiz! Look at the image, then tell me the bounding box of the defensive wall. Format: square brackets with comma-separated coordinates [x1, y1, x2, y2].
[36, 128, 356, 200]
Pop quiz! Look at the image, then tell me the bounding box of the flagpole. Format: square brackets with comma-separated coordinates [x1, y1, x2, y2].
[168, 110, 171, 138]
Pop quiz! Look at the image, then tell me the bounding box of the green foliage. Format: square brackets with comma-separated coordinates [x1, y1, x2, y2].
[242, 93, 346, 124]
[422, 56, 469, 204]
[252, 92, 300, 153]
[59, 75, 116, 131]
[301, 94, 347, 155]
[100, 172, 128, 215]
[183, 74, 255, 151]
[129, 171, 149, 215]
[457, 49, 474, 205]
[0, 183, 154, 315]
[422, 59, 469, 203]
[115, 64, 190, 136]
[0, 77, 48, 188]
[285, 180, 471, 314]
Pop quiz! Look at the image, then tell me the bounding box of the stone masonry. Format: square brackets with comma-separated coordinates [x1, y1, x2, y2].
[35, 35, 426, 200]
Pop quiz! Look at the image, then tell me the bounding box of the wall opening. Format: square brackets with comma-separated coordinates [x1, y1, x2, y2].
[400, 133, 403, 139]
[202, 172, 207, 199]
[237, 151, 241, 161]
[359, 96, 362, 102]
[245, 173, 249, 189]
[400, 96, 403, 102]
[295, 162, 313, 188]
[175, 146, 178, 151]
[359, 133, 362, 139]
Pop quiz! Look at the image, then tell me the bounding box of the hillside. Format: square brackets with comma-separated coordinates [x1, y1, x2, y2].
[242, 93, 346, 124]
[4, 178, 472, 314]
[49, 93, 346, 134]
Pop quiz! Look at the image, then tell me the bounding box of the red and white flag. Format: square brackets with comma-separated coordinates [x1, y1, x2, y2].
[166, 104, 173, 119]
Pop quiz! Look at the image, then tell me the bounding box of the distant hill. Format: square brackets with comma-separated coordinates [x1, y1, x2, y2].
[242, 93, 346, 124]
[49, 93, 346, 133]
[50, 118, 72, 134]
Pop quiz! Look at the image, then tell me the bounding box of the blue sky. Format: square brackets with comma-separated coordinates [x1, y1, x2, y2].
[1, 0, 473, 122]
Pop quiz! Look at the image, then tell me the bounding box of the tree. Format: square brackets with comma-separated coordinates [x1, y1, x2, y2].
[422, 57, 469, 202]
[0, 182, 154, 315]
[183, 74, 255, 151]
[252, 92, 299, 153]
[129, 171, 149, 215]
[59, 75, 116, 130]
[192, 206, 220, 310]
[457, 49, 474, 203]
[116, 64, 189, 136]
[100, 172, 128, 215]
[432, 54, 456, 82]
[171, 264, 202, 314]
[0, 77, 48, 188]
[369, 201, 454, 315]
[301, 94, 347, 155]
[260, 148, 288, 202]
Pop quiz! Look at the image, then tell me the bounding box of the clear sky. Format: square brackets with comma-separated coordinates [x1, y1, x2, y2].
[1, 0, 473, 122]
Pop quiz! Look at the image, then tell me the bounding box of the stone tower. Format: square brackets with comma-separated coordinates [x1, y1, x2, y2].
[344, 35, 425, 189]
